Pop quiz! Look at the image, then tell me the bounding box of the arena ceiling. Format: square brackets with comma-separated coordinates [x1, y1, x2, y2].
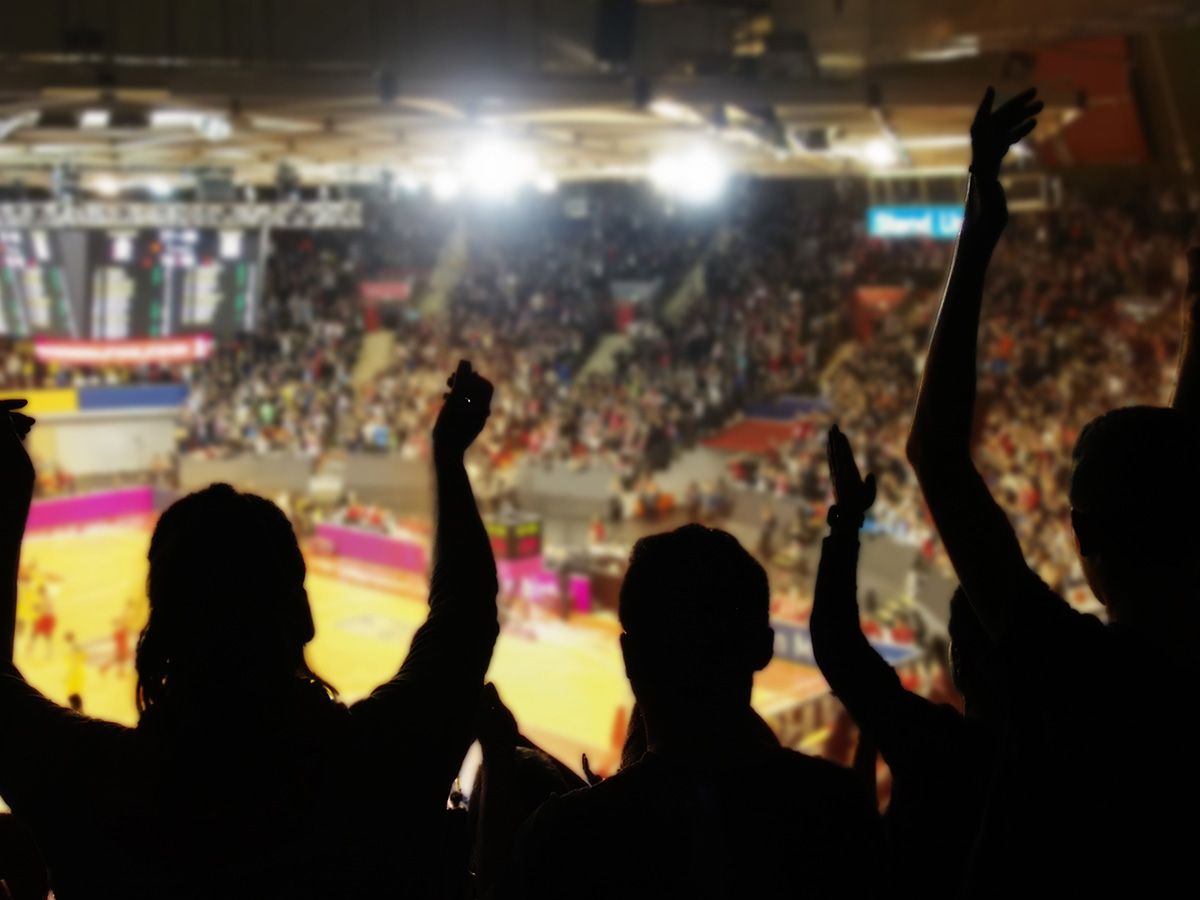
[0, 0, 1195, 191]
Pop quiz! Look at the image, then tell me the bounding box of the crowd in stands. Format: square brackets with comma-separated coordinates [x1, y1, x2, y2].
[4, 87, 1200, 898]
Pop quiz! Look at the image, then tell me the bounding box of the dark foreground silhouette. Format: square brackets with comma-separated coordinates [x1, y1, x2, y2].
[907, 88, 1200, 895]
[2, 85, 1200, 900]
[495, 524, 884, 899]
[0, 364, 499, 899]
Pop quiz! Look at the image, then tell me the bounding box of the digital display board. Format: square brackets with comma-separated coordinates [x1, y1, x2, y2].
[486, 513, 544, 561]
[0, 230, 80, 337]
[88, 229, 260, 339]
[867, 205, 964, 240]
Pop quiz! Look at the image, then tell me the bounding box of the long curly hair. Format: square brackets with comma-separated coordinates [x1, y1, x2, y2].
[136, 484, 335, 723]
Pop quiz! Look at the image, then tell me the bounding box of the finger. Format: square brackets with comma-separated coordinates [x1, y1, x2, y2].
[582, 753, 600, 785]
[1006, 118, 1038, 145]
[0, 399, 28, 411]
[1187, 247, 1200, 296]
[10, 413, 34, 439]
[994, 87, 1038, 120]
[826, 428, 840, 482]
[971, 87, 996, 134]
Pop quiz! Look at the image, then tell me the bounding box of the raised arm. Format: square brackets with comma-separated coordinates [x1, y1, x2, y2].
[810, 425, 904, 734]
[353, 361, 499, 777]
[1171, 248, 1200, 424]
[1, 399, 35, 670]
[429, 360, 500, 619]
[906, 87, 1042, 640]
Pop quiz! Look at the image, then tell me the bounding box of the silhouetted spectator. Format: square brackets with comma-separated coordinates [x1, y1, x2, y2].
[497, 524, 883, 898]
[908, 88, 1200, 894]
[811, 425, 1000, 899]
[0, 365, 499, 899]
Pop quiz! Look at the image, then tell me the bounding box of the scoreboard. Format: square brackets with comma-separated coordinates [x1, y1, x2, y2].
[88, 229, 260, 339]
[486, 512, 544, 561]
[0, 230, 80, 337]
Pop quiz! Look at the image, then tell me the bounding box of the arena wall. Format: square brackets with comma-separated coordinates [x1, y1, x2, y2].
[29, 409, 178, 477]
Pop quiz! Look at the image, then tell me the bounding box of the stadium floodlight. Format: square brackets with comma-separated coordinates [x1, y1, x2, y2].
[461, 137, 538, 202]
[649, 146, 728, 205]
[80, 109, 110, 130]
[431, 172, 461, 203]
[863, 139, 900, 169]
[92, 175, 122, 197]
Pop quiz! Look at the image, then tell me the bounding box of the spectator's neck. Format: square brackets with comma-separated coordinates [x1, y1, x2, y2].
[643, 704, 778, 764]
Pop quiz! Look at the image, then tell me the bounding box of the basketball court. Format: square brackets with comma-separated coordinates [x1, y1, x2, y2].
[13, 516, 831, 775]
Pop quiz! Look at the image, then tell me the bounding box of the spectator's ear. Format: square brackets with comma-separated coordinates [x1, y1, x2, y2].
[750, 626, 774, 672]
[619, 633, 638, 683]
[296, 589, 316, 643]
[1071, 509, 1098, 558]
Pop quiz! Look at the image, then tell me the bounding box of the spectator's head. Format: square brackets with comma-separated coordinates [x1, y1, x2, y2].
[947, 589, 1003, 725]
[1069, 406, 1200, 624]
[619, 525, 772, 725]
[137, 484, 331, 721]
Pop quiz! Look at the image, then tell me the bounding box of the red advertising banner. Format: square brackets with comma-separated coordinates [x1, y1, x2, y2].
[33, 335, 215, 366]
[359, 280, 412, 301]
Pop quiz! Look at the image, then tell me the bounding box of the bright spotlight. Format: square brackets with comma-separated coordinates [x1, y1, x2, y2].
[863, 139, 899, 169]
[649, 147, 728, 204]
[534, 172, 559, 194]
[431, 172, 461, 203]
[461, 138, 537, 201]
[80, 109, 110, 130]
[93, 175, 121, 197]
[147, 177, 174, 198]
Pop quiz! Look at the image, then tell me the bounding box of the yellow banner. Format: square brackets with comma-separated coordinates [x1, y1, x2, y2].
[10, 389, 79, 415]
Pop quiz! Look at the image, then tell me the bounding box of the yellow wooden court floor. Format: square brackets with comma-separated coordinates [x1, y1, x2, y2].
[13, 518, 829, 778]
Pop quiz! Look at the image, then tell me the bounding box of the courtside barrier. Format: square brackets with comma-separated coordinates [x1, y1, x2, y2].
[314, 523, 428, 574]
[26, 486, 155, 531]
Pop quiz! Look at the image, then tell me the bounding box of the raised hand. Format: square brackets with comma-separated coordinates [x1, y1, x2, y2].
[0, 399, 35, 541]
[432, 360, 493, 460]
[970, 86, 1042, 183]
[826, 424, 875, 532]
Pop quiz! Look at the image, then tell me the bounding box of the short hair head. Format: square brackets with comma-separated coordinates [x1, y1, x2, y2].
[619, 525, 773, 703]
[1070, 406, 1200, 564]
[137, 484, 330, 720]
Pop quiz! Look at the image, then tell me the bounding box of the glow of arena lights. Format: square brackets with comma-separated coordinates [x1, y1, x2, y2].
[150, 110, 202, 129]
[534, 172, 559, 194]
[863, 138, 900, 169]
[648, 99, 706, 126]
[196, 115, 233, 142]
[648, 147, 728, 205]
[147, 177, 174, 198]
[900, 135, 971, 150]
[92, 175, 122, 197]
[79, 109, 110, 130]
[431, 171, 462, 203]
[908, 35, 980, 62]
[460, 138, 538, 201]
